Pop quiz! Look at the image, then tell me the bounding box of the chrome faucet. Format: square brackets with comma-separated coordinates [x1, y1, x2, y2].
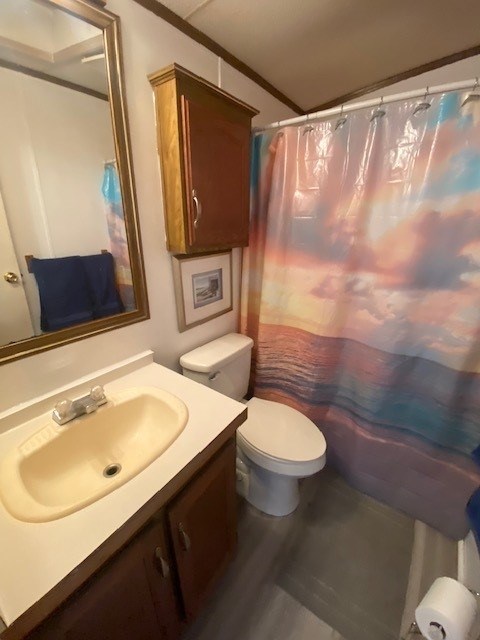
[52, 385, 107, 425]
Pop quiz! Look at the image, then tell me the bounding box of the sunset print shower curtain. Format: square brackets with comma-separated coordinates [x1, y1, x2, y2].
[241, 91, 480, 538]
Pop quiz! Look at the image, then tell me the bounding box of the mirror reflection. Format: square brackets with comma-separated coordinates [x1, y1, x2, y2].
[0, 0, 135, 347]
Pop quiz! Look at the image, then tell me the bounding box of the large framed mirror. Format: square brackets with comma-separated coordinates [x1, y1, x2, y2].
[0, 0, 149, 364]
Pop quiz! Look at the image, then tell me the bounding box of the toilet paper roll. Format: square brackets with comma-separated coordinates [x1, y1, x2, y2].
[415, 577, 477, 640]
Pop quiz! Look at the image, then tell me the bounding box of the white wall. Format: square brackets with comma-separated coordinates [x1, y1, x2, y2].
[459, 532, 480, 592]
[0, 0, 295, 413]
[349, 55, 480, 103]
[0, 67, 114, 335]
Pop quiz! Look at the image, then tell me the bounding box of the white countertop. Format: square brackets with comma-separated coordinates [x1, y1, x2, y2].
[0, 354, 245, 626]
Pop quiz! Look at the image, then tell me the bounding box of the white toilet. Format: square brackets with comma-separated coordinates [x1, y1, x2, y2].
[180, 333, 327, 516]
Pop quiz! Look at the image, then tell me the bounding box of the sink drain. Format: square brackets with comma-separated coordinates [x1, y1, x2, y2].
[103, 463, 122, 478]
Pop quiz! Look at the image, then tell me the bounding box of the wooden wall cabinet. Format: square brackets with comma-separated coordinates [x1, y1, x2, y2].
[149, 64, 258, 254]
[25, 440, 237, 640]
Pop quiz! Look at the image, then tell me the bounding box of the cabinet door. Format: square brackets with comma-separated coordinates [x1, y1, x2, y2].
[182, 96, 250, 251]
[168, 441, 237, 620]
[27, 520, 181, 640]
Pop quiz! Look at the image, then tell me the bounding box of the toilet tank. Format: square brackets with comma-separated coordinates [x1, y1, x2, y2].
[180, 333, 254, 401]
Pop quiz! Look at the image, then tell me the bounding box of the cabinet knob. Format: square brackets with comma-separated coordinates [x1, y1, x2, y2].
[192, 189, 202, 229]
[178, 522, 191, 551]
[154, 547, 170, 578]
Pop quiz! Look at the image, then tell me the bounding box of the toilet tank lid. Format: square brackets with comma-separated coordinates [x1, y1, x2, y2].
[180, 333, 254, 373]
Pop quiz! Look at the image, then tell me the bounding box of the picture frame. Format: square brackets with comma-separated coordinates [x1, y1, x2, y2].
[172, 251, 233, 332]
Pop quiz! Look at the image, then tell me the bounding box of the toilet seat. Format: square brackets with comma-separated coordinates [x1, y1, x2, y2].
[237, 397, 326, 477]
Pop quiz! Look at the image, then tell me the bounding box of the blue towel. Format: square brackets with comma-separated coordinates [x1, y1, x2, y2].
[30, 256, 94, 332]
[472, 444, 480, 467]
[81, 252, 124, 318]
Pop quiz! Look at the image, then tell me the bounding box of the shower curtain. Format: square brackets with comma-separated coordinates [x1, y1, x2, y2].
[102, 162, 135, 311]
[241, 91, 480, 539]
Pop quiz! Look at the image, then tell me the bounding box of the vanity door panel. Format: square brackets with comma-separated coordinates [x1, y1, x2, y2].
[26, 520, 181, 640]
[167, 440, 237, 620]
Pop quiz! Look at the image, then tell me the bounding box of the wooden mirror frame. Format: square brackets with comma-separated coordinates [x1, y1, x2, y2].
[0, 0, 149, 365]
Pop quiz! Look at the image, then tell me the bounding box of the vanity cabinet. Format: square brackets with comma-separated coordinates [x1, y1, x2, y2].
[168, 438, 236, 620]
[149, 64, 258, 254]
[23, 440, 236, 640]
[26, 519, 181, 640]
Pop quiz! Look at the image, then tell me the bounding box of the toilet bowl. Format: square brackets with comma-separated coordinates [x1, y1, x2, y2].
[236, 397, 326, 515]
[180, 333, 327, 516]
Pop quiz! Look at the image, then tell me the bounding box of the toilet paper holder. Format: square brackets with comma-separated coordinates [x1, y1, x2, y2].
[403, 588, 480, 640]
[403, 619, 480, 640]
[403, 620, 439, 640]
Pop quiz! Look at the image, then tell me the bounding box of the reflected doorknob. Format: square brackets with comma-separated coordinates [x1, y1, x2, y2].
[3, 272, 19, 284]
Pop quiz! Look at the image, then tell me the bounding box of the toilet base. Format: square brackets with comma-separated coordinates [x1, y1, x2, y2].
[237, 454, 300, 517]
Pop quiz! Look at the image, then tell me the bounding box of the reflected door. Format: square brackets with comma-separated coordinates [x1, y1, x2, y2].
[0, 192, 34, 343]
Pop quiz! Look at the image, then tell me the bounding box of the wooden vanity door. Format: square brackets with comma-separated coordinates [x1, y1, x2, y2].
[181, 96, 251, 251]
[26, 520, 181, 640]
[167, 441, 237, 620]
[144, 518, 183, 640]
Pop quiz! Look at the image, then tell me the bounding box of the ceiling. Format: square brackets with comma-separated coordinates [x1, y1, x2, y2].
[158, 0, 480, 112]
[0, 0, 107, 96]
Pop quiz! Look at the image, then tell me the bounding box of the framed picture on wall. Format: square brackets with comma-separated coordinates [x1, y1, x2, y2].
[172, 251, 233, 332]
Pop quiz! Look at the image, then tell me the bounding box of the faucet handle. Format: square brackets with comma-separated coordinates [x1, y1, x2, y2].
[54, 399, 73, 420]
[90, 385, 106, 403]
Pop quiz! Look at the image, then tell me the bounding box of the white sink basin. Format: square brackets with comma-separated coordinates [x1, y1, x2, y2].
[0, 387, 188, 522]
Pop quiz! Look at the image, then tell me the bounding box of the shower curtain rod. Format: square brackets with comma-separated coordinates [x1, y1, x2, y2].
[256, 77, 479, 133]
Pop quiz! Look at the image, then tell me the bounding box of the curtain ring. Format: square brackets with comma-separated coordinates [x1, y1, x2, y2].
[335, 104, 347, 130]
[413, 86, 431, 116]
[303, 112, 314, 134]
[461, 77, 480, 107]
[370, 96, 386, 122]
